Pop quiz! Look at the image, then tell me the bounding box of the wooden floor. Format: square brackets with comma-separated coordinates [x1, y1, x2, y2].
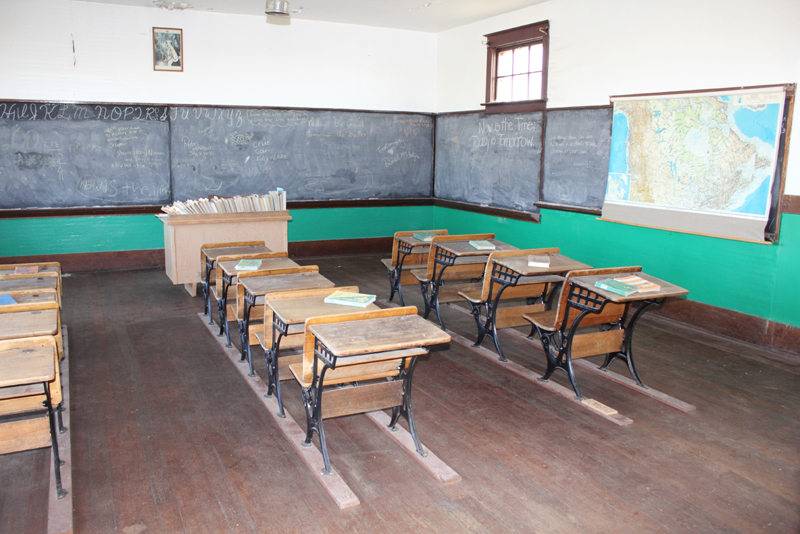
[2, 254, 799, 533]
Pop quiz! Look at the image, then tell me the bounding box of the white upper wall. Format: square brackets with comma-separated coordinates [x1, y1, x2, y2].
[437, 0, 800, 194]
[0, 0, 437, 112]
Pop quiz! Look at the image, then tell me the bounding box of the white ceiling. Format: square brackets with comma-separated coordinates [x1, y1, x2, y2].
[79, 0, 549, 33]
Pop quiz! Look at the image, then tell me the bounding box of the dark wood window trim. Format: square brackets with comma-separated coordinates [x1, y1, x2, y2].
[483, 20, 549, 115]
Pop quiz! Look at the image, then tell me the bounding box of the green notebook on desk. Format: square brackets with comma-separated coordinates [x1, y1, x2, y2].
[323, 290, 376, 308]
[469, 240, 495, 251]
[412, 231, 436, 242]
[235, 259, 262, 271]
[594, 278, 638, 296]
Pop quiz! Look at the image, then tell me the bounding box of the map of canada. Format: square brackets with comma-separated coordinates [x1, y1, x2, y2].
[606, 91, 784, 218]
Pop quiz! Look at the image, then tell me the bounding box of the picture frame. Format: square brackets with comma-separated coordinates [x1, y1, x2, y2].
[153, 27, 183, 72]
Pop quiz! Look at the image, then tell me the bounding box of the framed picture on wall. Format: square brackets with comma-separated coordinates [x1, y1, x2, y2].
[153, 27, 183, 72]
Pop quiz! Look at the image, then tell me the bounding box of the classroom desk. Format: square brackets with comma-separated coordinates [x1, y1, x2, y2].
[0, 286, 63, 358]
[0, 266, 60, 277]
[389, 235, 433, 306]
[239, 273, 335, 377]
[420, 238, 517, 330]
[0, 339, 66, 498]
[0, 277, 59, 296]
[305, 312, 452, 474]
[265, 295, 380, 416]
[202, 244, 273, 322]
[564, 272, 688, 393]
[216, 257, 299, 345]
[481, 253, 592, 361]
[0, 309, 59, 341]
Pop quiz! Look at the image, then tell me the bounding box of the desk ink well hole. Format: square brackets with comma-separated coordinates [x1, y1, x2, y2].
[22, 349, 34, 353]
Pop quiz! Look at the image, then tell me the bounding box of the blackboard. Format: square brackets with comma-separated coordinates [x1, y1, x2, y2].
[169, 107, 433, 201]
[541, 107, 613, 210]
[434, 111, 543, 213]
[0, 102, 170, 209]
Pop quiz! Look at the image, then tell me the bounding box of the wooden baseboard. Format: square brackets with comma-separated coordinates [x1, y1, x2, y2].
[652, 298, 800, 357]
[288, 237, 393, 257]
[0, 249, 165, 273]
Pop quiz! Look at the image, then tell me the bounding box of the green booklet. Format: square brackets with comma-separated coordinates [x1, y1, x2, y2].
[323, 290, 376, 308]
[594, 278, 638, 296]
[235, 259, 262, 271]
[469, 240, 495, 250]
[412, 231, 436, 242]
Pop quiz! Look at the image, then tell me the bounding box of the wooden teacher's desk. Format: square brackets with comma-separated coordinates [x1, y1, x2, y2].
[158, 211, 291, 296]
[479, 252, 592, 361]
[264, 292, 380, 417]
[238, 272, 334, 377]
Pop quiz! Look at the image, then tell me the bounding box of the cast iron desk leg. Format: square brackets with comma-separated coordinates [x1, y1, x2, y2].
[266, 315, 287, 417]
[599, 299, 664, 388]
[204, 257, 214, 321]
[242, 289, 257, 377]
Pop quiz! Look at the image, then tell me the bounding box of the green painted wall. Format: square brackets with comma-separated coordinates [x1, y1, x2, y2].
[287, 206, 434, 241]
[0, 205, 796, 329]
[0, 215, 164, 256]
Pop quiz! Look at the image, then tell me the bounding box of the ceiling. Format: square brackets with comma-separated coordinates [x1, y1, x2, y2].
[79, 0, 549, 33]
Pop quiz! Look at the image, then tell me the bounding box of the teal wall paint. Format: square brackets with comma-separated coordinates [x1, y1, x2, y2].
[0, 215, 164, 256]
[771, 214, 800, 326]
[287, 206, 434, 241]
[432, 207, 798, 328]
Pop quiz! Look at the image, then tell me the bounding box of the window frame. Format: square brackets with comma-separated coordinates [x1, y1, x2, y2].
[483, 20, 549, 114]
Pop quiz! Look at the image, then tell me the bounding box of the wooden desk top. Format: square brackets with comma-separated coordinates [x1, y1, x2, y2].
[218, 257, 299, 277]
[309, 314, 451, 358]
[396, 235, 435, 248]
[0, 278, 59, 293]
[1, 292, 57, 306]
[240, 273, 334, 297]
[571, 272, 689, 303]
[0, 345, 55, 388]
[0, 309, 59, 341]
[268, 295, 380, 326]
[436, 240, 517, 257]
[202, 245, 272, 262]
[0, 266, 59, 277]
[494, 254, 592, 277]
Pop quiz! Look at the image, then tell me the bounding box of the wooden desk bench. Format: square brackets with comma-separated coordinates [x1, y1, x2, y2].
[258, 286, 380, 417]
[212, 253, 295, 345]
[289, 306, 451, 475]
[458, 248, 579, 360]
[237, 269, 334, 377]
[200, 241, 271, 319]
[0, 291, 63, 359]
[412, 234, 517, 330]
[383, 230, 447, 305]
[0, 335, 67, 498]
[525, 266, 689, 400]
[0, 262, 62, 300]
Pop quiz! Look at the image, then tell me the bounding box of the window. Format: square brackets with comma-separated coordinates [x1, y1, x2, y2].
[483, 21, 549, 114]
